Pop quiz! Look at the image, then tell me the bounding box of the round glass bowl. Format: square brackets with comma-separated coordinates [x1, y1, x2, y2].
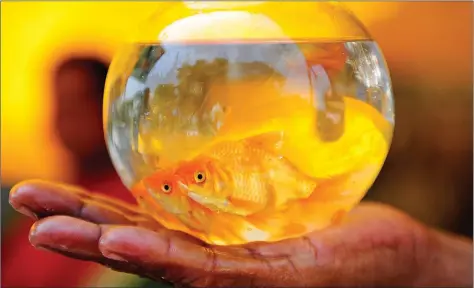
[103, 1, 394, 245]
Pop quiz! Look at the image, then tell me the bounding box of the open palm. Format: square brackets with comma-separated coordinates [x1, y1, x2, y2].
[8, 180, 462, 287]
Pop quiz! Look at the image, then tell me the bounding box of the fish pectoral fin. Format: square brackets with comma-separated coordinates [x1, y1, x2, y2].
[188, 191, 230, 211]
[227, 197, 267, 215]
[175, 212, 204, 232]
[266, 172, 314, 207]
[188, 192, 259, 216]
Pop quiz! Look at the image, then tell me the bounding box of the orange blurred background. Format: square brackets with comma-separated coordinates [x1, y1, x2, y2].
[1, 1, 472, 287]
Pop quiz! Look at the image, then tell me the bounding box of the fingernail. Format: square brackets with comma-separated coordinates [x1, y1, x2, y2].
[102, 251, 128, 262]
[35, 244, 55, 252]
[29, 221, 47, 246]
[15, 205, 38, 220]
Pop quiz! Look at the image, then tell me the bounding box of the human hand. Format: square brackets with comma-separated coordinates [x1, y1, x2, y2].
[9, 180, 473, 287]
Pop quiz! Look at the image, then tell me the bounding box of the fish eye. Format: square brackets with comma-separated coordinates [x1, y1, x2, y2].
[161, 183, 172, 193]
[193, 171, 206, 183]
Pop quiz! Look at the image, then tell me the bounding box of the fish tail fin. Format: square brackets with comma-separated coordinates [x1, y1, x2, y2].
[310, 167, 377, 205]
[245, 211, 289, 239]
[245, 202, 316, 241]
[243, 169, 376, 241]
[311, 174, 351, 202]
[201, 214, 257, 245]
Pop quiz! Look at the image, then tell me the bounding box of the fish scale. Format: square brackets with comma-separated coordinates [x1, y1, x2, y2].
[199, 134, 318, 211]
[231, 170, 268, 204]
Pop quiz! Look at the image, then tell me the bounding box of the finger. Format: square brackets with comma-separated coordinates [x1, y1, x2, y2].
[99, 226, 270, 287]
[30, 215, 105, 258]
[29, 215, 166, 281]
[10, 179, 139, 217]
[29, 215, 259, 287]
[9, 180, 161, 230]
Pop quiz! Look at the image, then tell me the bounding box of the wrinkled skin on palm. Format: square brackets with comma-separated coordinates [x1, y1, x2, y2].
[10, 180, 466, 288]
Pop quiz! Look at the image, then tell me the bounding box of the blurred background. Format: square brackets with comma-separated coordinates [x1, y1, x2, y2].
[1, 2, 472, 287]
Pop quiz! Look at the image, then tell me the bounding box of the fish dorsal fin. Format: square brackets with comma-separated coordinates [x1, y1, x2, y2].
[244, 131, 285, 151]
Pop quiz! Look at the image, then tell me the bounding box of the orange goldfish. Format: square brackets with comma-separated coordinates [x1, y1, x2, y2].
[134, 132, 364, 245]
[143, 133, 317, 217]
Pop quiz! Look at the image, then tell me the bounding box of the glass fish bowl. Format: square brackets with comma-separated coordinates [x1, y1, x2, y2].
[104, 1, 395, 245]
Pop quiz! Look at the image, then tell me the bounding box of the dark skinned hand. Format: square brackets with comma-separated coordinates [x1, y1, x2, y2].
[9, 180, 473, 287]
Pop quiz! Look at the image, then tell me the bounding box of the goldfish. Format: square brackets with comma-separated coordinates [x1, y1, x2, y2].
[144, 132, 314, 212]
[132, 131, 368, 245]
